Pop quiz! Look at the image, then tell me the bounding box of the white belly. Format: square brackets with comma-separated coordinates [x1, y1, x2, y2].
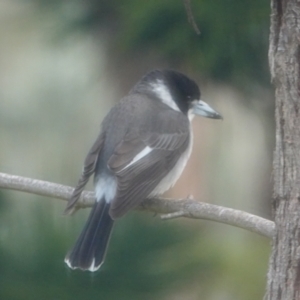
[150, 132, 193, 196]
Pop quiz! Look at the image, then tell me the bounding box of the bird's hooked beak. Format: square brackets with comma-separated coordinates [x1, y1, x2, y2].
[192, 100, 223, 119]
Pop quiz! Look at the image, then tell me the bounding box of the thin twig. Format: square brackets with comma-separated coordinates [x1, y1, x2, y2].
[183, 0, 201, 35]
[0, 172, 275, 238]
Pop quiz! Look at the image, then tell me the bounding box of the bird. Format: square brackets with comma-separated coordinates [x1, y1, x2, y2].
[64, 69, 222, 271]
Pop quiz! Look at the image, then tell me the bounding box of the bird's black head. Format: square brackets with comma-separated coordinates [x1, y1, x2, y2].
[161, 70, 200, 114]
[132, 69, 222, 119]
[133, 69, 200, 114]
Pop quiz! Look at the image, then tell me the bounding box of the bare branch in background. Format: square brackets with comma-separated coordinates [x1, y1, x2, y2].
[183, 0, 201, 35]
[0, 172, 275, 238]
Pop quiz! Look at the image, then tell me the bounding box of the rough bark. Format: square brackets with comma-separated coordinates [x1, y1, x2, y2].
[266, 0, 300, 299]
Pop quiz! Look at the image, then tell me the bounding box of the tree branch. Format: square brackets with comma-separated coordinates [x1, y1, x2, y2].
[0, 172, 275, 238]
[183, 0, 201, 35]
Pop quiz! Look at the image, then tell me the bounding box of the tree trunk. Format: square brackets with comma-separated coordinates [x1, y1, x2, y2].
[266, 0, 300, 299]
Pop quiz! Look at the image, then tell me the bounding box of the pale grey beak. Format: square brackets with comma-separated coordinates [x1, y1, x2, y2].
[192, 100, 223, 119]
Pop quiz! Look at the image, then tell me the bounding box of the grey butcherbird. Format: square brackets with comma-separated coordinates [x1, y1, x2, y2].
[64, 69, 222, 271]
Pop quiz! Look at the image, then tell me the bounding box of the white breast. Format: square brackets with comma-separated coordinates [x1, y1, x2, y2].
[150, 131, 193, 196]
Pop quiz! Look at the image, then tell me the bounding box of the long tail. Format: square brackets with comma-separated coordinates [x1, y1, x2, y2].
[65, 199, 114, 271]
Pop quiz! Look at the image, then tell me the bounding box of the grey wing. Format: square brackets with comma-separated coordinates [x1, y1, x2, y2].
[108, 115, 190, 219]
[64, 131, 105, 214]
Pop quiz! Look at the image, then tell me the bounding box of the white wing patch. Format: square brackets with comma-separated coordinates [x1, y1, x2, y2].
[120, 146, 153, 171]
[151, 80, 180, 111]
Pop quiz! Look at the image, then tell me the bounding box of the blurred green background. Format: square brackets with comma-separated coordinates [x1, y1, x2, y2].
[0, 1, 272, 299]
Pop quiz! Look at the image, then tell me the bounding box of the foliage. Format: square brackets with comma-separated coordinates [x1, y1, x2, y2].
[32, 0, 270, 86]
[0, 193, 269, 299]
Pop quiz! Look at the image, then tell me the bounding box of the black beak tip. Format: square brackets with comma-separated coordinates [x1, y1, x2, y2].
[211, 112, 223, 120]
